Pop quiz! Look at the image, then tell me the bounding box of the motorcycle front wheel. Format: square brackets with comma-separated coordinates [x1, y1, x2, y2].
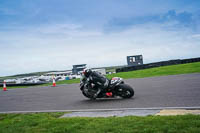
[82, 91, 92, 98]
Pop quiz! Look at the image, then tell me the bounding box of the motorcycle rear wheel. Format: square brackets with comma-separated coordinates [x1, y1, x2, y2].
[118, 84, 134, 98]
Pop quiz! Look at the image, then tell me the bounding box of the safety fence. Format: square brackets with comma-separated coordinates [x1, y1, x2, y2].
[116, 57, 200, 73]
[0, 83, 45, 87]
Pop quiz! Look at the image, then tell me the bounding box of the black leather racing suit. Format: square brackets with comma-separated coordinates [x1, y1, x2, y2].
[87, 71, 109, 98]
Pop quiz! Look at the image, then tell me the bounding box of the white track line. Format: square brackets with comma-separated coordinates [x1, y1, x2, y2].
[1, 106, 200, 114]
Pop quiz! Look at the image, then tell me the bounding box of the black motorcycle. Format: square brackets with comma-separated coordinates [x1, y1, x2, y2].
[80, 77, 134, 99]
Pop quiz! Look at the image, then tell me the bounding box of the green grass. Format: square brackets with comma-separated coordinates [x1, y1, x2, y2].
[1, 62, 200, 90]
[106, 62, 200, 79]
[0, 113, 200, 133]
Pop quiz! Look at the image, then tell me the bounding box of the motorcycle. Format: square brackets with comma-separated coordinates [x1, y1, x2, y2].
[80, 77, 134, 99]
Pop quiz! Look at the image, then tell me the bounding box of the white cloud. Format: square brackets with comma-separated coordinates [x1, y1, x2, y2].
[0, 22, 200, 76]
[190, 34, 200, 39]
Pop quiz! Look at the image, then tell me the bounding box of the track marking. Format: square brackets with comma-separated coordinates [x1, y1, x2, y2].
[1, 106, 200, 114]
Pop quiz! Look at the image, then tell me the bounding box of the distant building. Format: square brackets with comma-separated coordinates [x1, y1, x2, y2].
[127, 55, 143, 66]
[45, 70, 72, 76]
[72, 64, 87, 74]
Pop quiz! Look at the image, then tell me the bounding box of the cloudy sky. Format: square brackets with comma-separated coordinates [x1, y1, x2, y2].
[0, 0, 200, 76]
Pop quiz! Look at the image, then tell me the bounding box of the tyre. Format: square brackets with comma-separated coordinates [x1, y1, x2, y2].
[118, 84, 134, 98]
[82, 89, 98, 99]
[82, 91, 91, 98]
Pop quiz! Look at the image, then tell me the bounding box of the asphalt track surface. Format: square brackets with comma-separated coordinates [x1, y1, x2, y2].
[0, 73, 200, 113]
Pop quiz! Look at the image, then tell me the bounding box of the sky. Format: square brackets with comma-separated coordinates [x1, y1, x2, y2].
[0, 0, 200, 76]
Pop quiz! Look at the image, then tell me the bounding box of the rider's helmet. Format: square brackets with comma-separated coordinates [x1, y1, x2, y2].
[82, 68, 92, 77]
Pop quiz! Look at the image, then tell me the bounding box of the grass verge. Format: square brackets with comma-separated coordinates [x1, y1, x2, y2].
[0, 113, 200, 133]
[106, 62, 200, 79]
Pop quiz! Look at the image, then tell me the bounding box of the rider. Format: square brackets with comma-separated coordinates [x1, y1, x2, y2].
[82, 68, 109, 99]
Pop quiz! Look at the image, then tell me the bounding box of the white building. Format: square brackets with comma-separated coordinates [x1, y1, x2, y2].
[45, 70, 72, 77]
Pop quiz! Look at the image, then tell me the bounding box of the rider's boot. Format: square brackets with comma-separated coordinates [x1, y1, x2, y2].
[93, 88, 101, 99]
